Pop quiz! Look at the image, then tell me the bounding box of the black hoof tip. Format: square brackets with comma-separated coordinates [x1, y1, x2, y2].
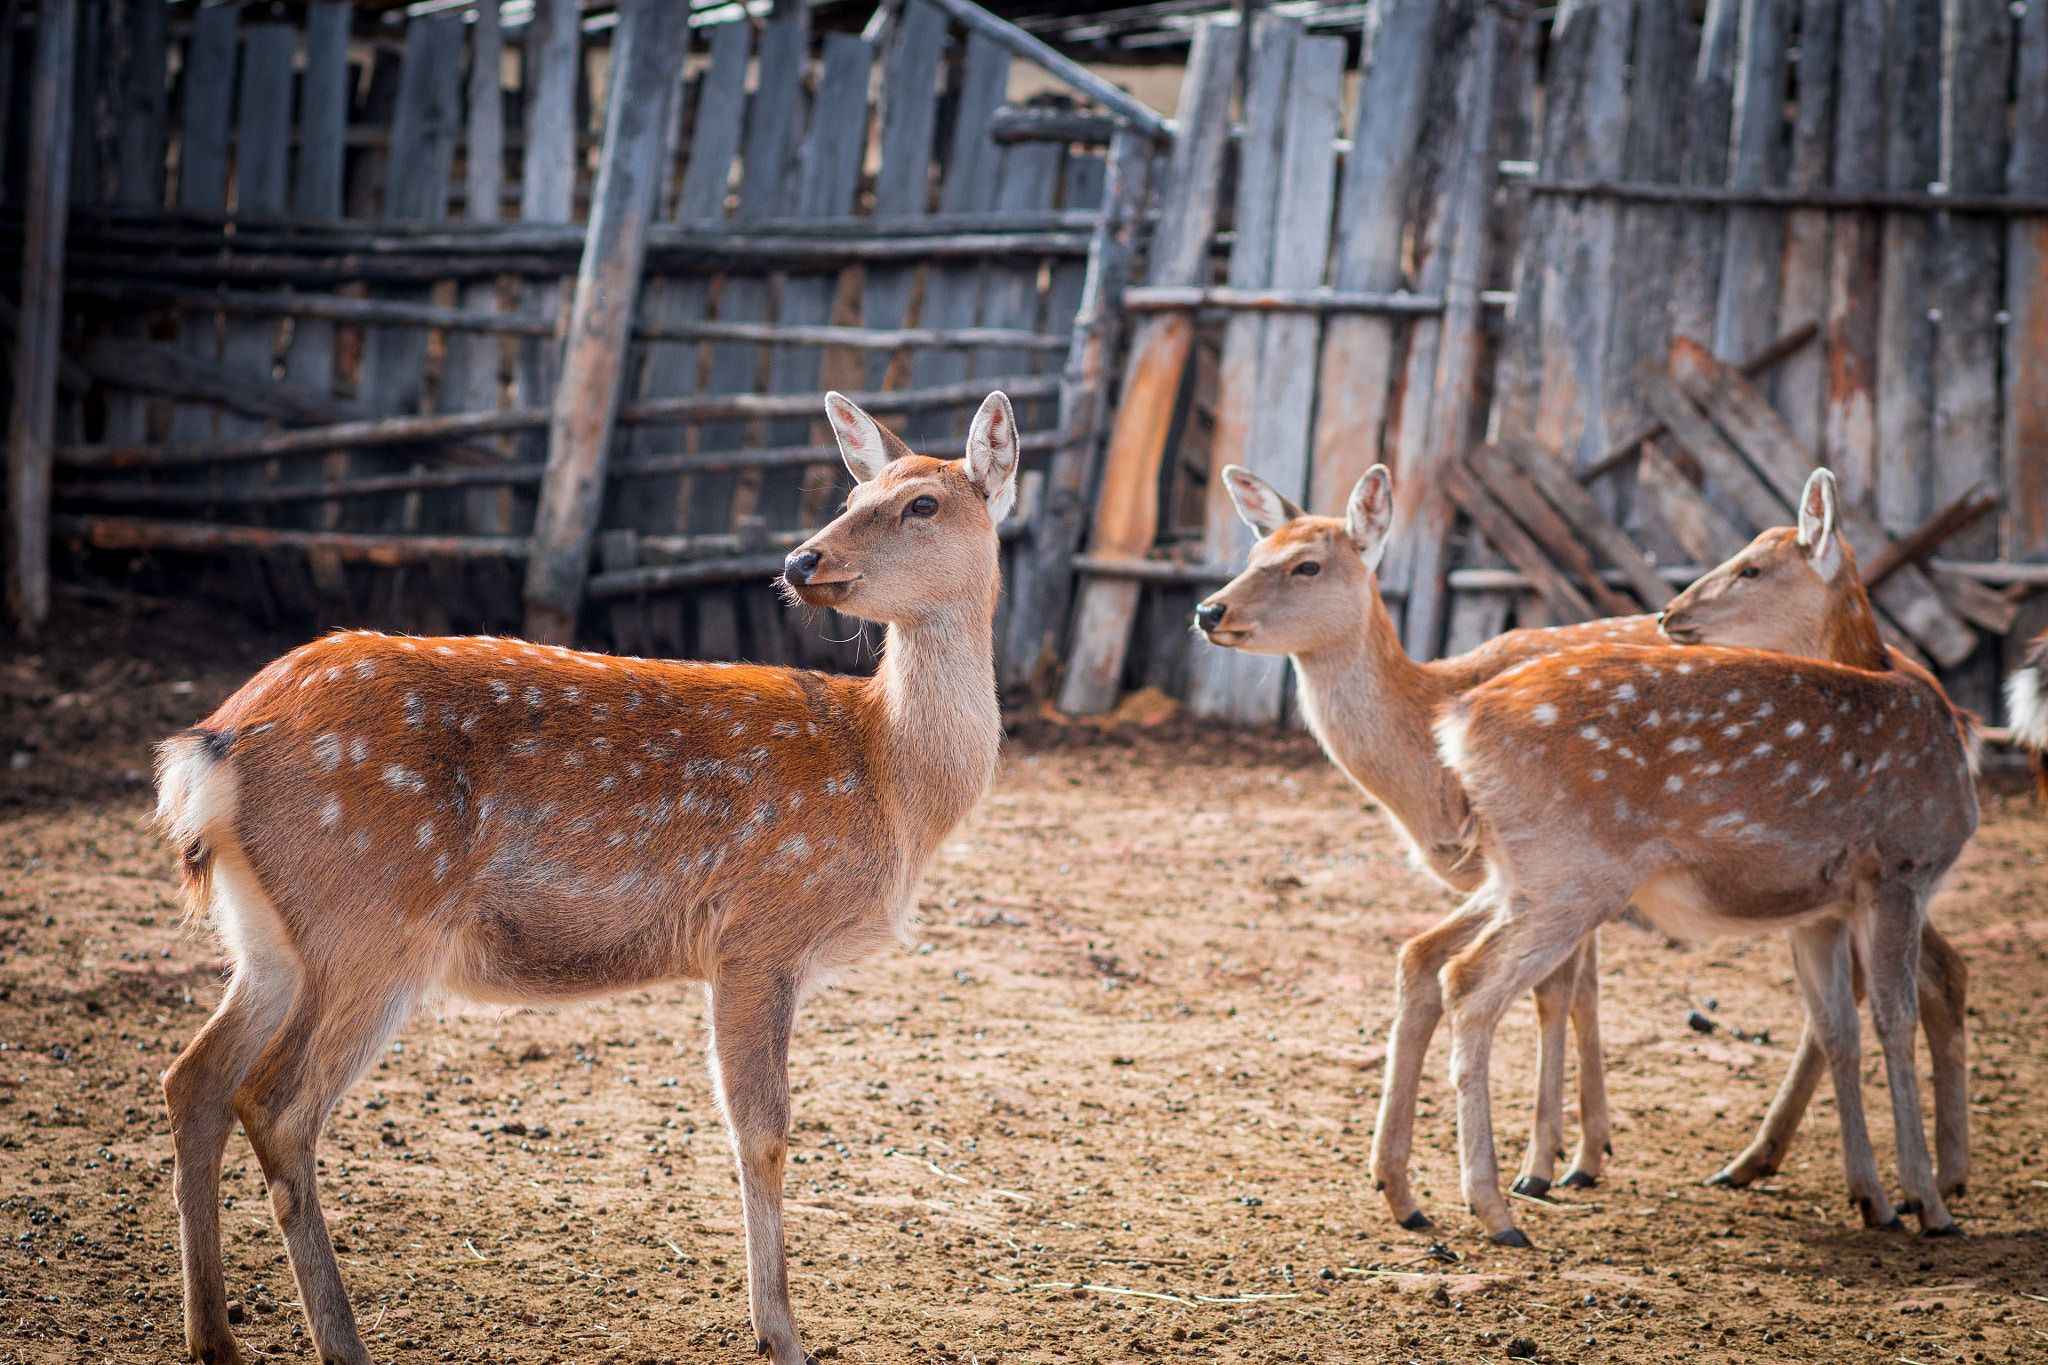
[1557, 1169, 1598, 1189]
[1490, 1228, 1534, 1249]
[1510, 1176, 1551, 1198]
[1923, 1222, 1963, 1238]
[1897, 1199, 1923, 1217]
[1603, 1142, 1613, 1156]
[757, 1340, 771, 1358]
[1706, 1170, 1739, 1188]
[1949, 1182, 1967, 1200]
[1399, 1211, 1434, 1231]
[1878, 1216, 1907, 1232]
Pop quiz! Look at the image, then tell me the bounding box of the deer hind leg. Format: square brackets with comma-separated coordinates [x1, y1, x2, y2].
[164, 862, 300, 1365]
[1708, 1015, 1828, 1189]
[1370, 890, 1497, 1231]
[234, 980, 417, 1365]
[708, 968, 811, 1365]
[1857, 887, 1954, 1234]
[1917, 924, 1969, 1201]
[1785, 916, 1899, 1230]
[1511, 940, 1586, 1198]
[1560, 931, 1611, 1188]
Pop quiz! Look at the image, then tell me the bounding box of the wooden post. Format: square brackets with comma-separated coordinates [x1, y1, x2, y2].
[1710, 0, 1791, 362]
[1873, 0, 1942, 539]
[6, 0, 74, 634]
[1824, 0, 1886, 510]
[523, 0, 689, 642]
[512, 0, 583, 470]
[1057, 17, 1239, 715]
[2006, 0, 2048, 566]
[1670, 0, 1738, 349]
[454, 0, 510, 536]
[1771, 0, 1838, 456]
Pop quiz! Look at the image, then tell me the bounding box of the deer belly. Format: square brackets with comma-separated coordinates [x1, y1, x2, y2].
[1629, 868, 1854, 941]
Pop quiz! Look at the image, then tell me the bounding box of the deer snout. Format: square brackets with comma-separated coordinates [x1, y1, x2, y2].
[783, 548, 822, 586]
[1657, 610, 1700, 645]
[1194, 601, 1228, 633]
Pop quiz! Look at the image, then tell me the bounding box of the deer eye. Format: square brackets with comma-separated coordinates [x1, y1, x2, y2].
[1292, 561, 1321, 577]
[905, 495, 938, 519]
[1737, 565, 1760, 579]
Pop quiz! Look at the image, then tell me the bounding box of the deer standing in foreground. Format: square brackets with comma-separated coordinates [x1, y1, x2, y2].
[1433, 553, 1976, 1244]
[1194, 464, 1968, 1233]
[154, 392, 1020, 1365]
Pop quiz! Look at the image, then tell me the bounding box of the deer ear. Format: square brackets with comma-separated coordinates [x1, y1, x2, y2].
[1222, 466, 1306, 537]
[1345, 464, 1395, 571]
[965, 390, 1020, 522]
[824, 391, 893, 484]
[1796, 467, 1842, 582]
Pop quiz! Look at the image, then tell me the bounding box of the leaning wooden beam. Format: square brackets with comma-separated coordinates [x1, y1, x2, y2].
[55, 515, 528, 564]
[1441, 457, 1597, 623]
[1858, 488, 1999, 592]
[1466, 443, 1639, 618]
[1497, 433, 1672, 607]
[55, 375, 1059, 471]
[1514, 175, 2048, 215]
[75, 336, 363, 426]
[523, 0, 692, 643]
[1120, 285, 1445, 313]
[989, 106, 1117, 145]
[4, 0, 73, 634]
[917, 0, 1171, 139]
[1578, 320, 1817, 482]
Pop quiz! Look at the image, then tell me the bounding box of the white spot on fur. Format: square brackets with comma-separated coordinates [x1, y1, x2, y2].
[490, 680, 511, 703]
[1614, 683, 1636, 702]
[383, 764, 427, 793]
[416, 821, 434, 848]
[436, 646, 456, 656]
[1668, 736, 1701, 754]
[353, 659, 378, 679]
[403, 691, 425, 727]
[524, 686, 544, 708]
[1532, 703, 1558, 725]
[319, 795, 341, 830]
[349, 737, 370, 765]
[1786, 720, 1807, 738]
[1664, 775, 1683, 792]
[314, 734, 343, 772]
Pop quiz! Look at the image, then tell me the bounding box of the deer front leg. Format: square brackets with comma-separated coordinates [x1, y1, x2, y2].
[1511, 943, 1582, 1198]
[1561, 931, 1609, 1188]
[709, 968, 813, 1365]
[1786, 918, 1900, 1230]
[1917, 925, 1969, 1201]
[1859, 891, 1955, 1235]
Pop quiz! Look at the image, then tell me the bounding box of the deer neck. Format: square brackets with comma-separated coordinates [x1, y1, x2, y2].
[862, 602, 1002, 864]
[1288, 583, 1467, 865]
[1820, 579, 1893, 670]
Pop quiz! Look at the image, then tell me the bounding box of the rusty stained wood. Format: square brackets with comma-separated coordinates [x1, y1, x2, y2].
[1670, 0, 1738, 350]
[1770, 0, 1839, 456]
[1823, 0, 1886, 509]
[6, 0, 75, 633]
[522, 0, 689, 642]
[2008, 0, 2048, 561]
[1058, 17, 1240, 716]
[1635, 438, 1748, 566]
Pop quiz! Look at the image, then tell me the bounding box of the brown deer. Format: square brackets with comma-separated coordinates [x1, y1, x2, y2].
[1433, 581, 1976, 1244]
[1195, 463, 1968, 1231]
[154, 392, 1020, 1365]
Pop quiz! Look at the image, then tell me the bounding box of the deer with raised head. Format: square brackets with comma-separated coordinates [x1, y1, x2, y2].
[1432, 560, 1977, 1244]
[154, 392, 1020, 1365]
[1194, 463, 1969, 1233]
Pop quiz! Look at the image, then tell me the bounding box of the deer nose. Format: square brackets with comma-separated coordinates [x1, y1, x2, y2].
[784, 548, 822, 585]
[1194, 602, 1228, 632]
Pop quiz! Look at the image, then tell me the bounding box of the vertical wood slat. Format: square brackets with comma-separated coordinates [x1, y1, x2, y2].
[1710, 0, 1791, 361]
[1772, 0, 1839, 457]
[1008, 128, 1152, 692]
[68, 0, 103, 209]
[2006, 0, 2048, 562]
[454, 0, 510, 536]
[218, 23, 295, 447]
[513, 0, 584, 469]
[1873, 0, 1943, 538]
[6, 0, 74, 634]
[1670, 0, 1738, 349]
[166, 2, 235, 445]
[283, 2, 351, 549]
[101, 0, 166, 448]
[1058, 18, 1240, 715]
[1931, 0, 2011, 561]
[860, 0, 949, 387]
[523, 0, 690, 644]
[1824, 0, 1886, 510]
[1308, 0, 1438, 520]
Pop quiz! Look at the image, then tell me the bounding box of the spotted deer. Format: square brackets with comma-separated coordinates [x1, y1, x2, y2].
[1433, 591, 1976, 1245]
[1194, 463, 1969, 1233]
[154, 392, 1020, 1365]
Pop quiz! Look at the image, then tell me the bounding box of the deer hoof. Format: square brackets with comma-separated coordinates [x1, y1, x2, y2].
[1510, 1176, 1550, 1198]
[1877, 1216, 1907, 1232]
[1490, 1227, 1534, 1249]
[1923, 1222, 1962, 1238]
[1557, 1169, 1598, 1189]
[1399, 1211, 1434, 1231]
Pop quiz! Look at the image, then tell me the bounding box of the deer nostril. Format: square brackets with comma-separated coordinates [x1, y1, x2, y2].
[784, 548, 822, 585]
[1195, 602, 1227, 632]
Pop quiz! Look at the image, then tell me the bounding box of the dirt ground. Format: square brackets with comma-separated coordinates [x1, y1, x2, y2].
[2, 599, 2046, 1365]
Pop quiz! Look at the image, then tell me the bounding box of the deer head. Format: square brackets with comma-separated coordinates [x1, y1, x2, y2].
[1193, 464, 1394, 655]
[782, 391, 1019, 625]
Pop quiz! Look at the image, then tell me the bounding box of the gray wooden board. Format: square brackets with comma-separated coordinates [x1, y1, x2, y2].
[282, 2, 352, 535]
[1873, 0, 1941, 538]
[512, 0, 583, 471]
[102, 0, 166, 447]
[2007, 0, 2048, 560]
[453, 0, 509, 535]
[1189, 31, 1343, 724]
[1931, 2, 2011, 561]
[860, 0, 947, 387]
[1637, 438, 1747, 565]
[1711, 0, 1791, 362]
[1671, 0, 1737, 349]
[218, 24, 295, 447]
[1824, 0, 1886, 508]
[1772, 0, 1839, 457]
[166, 2, 235, 445]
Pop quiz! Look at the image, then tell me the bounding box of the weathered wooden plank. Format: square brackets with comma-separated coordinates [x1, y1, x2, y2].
[1499, 432, 1671, 607]
[861, 0, 948, 386]
[512, 0, 583, 467]
[1862, 489, 2000, 591]
[1443, 456, 1597, 623]
[80, 337, 360, 425]
[218, 23, 295, 445]
[1633, 363, 1786, 531]
[1711, 0, 1791, 361]
[1824, 0, 1886, 509]
[1874, 0, 1942, 538]
[60, 515, 526, 564]
[1771, 0, 1838, 455]
[165, 1, 236, 445]
[1671, 0, 1738, 349]
[1636, 438, 1747, 566]
[452, 0, 510, 535]
[1058, 18, 1239, 715]
[1468, 442, 1637, 616]
[1932, 1, 2012, 561]
[1308, 0, 1437, 513]
[101, 0, 167, 448]
[281, 1, 353, 534]
[523, 0, 690, 644]
[6, 0, 74, 633]
[2007, 0, 2048, 562]
[968, 141, 1063, 431]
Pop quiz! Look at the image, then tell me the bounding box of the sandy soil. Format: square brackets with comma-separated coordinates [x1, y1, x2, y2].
[2, 604, 2045, 1365]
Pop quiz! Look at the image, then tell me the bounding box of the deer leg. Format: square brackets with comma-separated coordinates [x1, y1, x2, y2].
[1560, 931, 1610, 1188]
[164, 887, 299, 1365]
[1917, 924, 1969, 1201]
[1370, 891, 1496, 1231]
[708, 968, 811, 1365]
[1785, 916, 1899, 1230]
[1511, 942, 1582, 1198]
[1708, 1017, 1827, 1189]
[1443, 899, 1608, 1248]
[1857, 889, 1954, 1235]
[235, 984, 415, 1365]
